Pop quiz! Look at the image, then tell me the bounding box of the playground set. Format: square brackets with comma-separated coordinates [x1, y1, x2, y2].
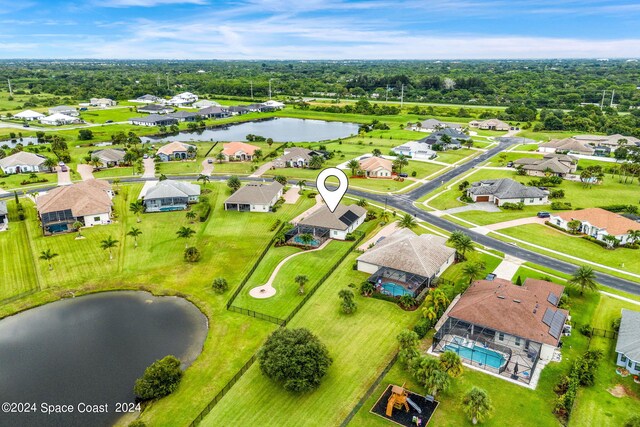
[370, 383, 439, 426]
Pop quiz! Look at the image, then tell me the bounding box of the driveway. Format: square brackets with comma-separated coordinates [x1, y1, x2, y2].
[56, 166, 72, 186]
[142, 157, 155, 178]
[201, 159, 214, 176]
[249, 161, 273, 178]
[441, 202, 501, 215]
[482, 216, 546, 231]
[492, 254, 525, 281]
[283, 188, 301, 204]
[358, 221, 398, 251]
[76, 164, 95, 181]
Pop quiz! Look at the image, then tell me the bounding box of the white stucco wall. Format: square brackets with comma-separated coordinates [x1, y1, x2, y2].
[83, 212, 111, 227]
[357, 260, 379, 275]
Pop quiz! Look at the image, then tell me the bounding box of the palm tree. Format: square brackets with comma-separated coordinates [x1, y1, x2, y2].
[411, 357, 450, 396]
[462, 387, 494, 425]
[112, 178, 121, 191]
[295, 274, 309, 295]
[602, 234, 619, 249]
[297, 180, 306, 192]
[396, 213, 417, 229]
[393, 154, 409, 174]
[568, 265, 598, 295]
[197, 174, 210, 186]
[227, 176, 241, 193]
[72, 220, 83, 237]
[176, 226, 196, 249]
[347, 159, 360, 176]
[39, 249, 59, 271]
[462, 262, 486, 285]
[297, 233, 315, 247]
[186, 211, 197, 223]
[43, 157, 57, 172]
[309, 155, 324, 169]
[451, 233, 475, 260]
[90, 156, 103, 170]
[100, 236, 119, 260]
[215, 152, 225, 163]
[439, 350, 463, 377]
[356, 198, 368, 207]
[423, 306, 437, 322]
[253, 149, 263, 160]
[372, 148, 382, 157]
[127, 227, 142, 248]
[129, 200, 144, 223]
[423, 288, 449, 316]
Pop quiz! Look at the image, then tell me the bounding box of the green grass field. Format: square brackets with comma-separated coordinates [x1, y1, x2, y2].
[201, 251, 421, 427]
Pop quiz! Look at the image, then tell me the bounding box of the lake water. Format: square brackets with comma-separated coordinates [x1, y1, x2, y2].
[0, 137, 40, 148]
[141, 117, 359, 143]
[0, 291, 208, 427]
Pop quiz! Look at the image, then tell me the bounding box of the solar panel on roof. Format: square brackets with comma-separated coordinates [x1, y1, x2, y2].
[542, 308, 555, 326]
[549, 311, 567, 339]
[547, 292, 559, 306]
[339, 210, 359, 227]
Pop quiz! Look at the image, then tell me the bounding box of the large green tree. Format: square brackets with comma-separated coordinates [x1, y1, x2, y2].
[134, 355, 183, 400]
[258, 328, 332, 393]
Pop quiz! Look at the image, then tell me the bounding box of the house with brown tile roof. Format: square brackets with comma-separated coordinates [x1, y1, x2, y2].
[549, 208, 640, 245]
[469, 118, 511, 131]
[221, 141, 260, 161]
[359, 156, 393, 178]
[433, 278, 567, 383]
[36, 180, 113, 235]
[156, 141, 196, 162]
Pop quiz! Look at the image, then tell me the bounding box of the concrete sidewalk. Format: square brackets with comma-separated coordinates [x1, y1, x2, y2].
[492, 254, 525, 281]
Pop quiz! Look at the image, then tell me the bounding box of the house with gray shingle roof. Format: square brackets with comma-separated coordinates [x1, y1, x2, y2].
[142, 180, 201, 212]
[167, 111, 199, 122]
[513, 154, 578, 177]
[0, 151, 47, 174]
[357, 229, 456, 297]
[295, 204, 366, 240]
[92, 149, 126, 168]
[466, 178, 549, 206]
[224, 182, 283, 213]
[137, 104, 174, 114]
[616, 309, 640, 375]
[129, 114, 178, 127]
[419, 128, 471, 150]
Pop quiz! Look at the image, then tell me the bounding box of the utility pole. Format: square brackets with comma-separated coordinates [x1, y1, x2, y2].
[250, 80, 254, 100]
[600, 90, 606, 109]
[610, 89, 615, 107]
[269, 79, 272, 100]
[400, 84, 404, 108]
[385, 85, 389, 103]
[166, 74, 170, 92]
[7, 79, 12, 96]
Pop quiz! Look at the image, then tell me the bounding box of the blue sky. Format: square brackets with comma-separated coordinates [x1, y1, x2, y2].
[1, 0, 639, 59]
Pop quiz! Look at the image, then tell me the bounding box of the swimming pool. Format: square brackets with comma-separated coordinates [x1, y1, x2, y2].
[444, 341, 506, 369]
[380, 282, 414, 297]
[293, 235, 320, 246]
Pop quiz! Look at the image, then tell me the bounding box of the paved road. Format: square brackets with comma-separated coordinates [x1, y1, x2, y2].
[405, 140, 515, 200]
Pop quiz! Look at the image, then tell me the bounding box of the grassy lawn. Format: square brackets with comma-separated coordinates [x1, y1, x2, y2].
[232, 239, 355, 319]
[0, 181, 321, 427]
[433, 148, 477, 164]
[570, 296, 640, 427]
[79, 107, 139, 124]
[496, 224, 640, 277]
[201, 251, 421, 427]
[0, 171, 58, 191]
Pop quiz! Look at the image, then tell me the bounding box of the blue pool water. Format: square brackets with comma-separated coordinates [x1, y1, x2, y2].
[444, 342, 506, 369]
[293, 235, 320, 246]
[381, 282, 414, 297]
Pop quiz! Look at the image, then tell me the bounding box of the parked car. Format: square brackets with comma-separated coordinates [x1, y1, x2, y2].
[105, 120, 113, 123]
[537, 211, 551, 218]
[58, 161, 65, 167]
[207, 159, 213, 164]
[398, 173, 408, 178]
[61, 166, 68, 172]
[143, 154, 149, 159]
[507, 161, 514, 167]
[23, 123, 30, 128]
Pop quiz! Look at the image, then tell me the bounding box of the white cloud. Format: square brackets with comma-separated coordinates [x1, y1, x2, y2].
[101, 0, 208, 7]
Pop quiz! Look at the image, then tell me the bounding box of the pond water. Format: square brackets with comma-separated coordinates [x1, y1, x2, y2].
[0, 291, 208, 427]
[0, 137, 40, 148]
[140, 117, 359, 144]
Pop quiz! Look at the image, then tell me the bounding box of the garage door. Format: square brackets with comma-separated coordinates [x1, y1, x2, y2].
[475, 196, 490, 202]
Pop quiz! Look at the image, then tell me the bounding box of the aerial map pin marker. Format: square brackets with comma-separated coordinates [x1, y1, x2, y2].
[316, 168, 348, 213]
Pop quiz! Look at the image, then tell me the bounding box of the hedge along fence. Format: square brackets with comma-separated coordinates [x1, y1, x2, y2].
[226, 222, 287, 310]
[189, 231, 366, 426]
